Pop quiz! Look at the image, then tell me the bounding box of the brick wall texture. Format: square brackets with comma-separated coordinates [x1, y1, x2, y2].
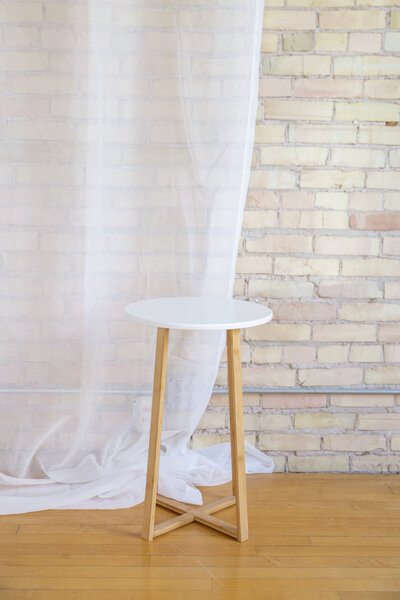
[0, 1, 399, 473]
[200, 0, 400, 473]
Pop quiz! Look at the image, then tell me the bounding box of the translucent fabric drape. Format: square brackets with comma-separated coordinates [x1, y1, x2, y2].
[0, 0, 272, 514]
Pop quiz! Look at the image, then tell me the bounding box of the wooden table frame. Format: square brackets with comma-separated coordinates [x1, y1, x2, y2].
[141, 327, 248, 542]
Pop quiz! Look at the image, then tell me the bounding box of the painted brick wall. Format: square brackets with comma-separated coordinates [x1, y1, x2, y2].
[197, 0, 400, 473]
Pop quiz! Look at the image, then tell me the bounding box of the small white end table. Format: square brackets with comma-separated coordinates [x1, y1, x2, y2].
[125, 296, 273, 542]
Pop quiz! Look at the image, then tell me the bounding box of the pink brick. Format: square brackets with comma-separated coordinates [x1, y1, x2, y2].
[0, 97, 49, 118]
[283, 345, 316, 364]
[281, 191, 314, 209]
[378, 326, 400, 343]
[349, 192, 383, 211]
[261, 393, 327, 409]
[294, 78, 362, 99]
[350, 213, 400, 231]
[272, 302, 337, 322]
[258, 78, 291, 97]
[246, 190, 280, 209]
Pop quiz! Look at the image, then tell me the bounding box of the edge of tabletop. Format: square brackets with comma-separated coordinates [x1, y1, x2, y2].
[124, 305, 273, 331]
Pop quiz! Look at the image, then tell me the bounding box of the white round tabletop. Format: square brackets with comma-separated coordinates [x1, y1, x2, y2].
[124, 296, 273, 331]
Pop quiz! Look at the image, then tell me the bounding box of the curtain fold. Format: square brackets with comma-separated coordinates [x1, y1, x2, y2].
[0, 0, 272, 515]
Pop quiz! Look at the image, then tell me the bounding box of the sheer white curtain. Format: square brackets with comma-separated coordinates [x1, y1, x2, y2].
[0, 0, 272, 514]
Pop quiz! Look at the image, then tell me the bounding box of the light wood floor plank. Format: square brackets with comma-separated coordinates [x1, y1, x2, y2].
[0, 474, 399, 596]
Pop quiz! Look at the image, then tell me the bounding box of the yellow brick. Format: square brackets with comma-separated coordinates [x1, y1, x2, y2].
[289, 455, 350, 472]
[242, 210, 277, 229]
[247, 323, 311, 342]
[300, 170, 364, 189]
[263, 10, 315, 30]
[265, 100, 333, 121]
[340, 303, 400, 322]
[295, 412, 357, 429]
[282, 33, 313, 52]
[248, 279, 314, 299]
[315, 32, 347, 51]
[343, 258, 400, 276]
[384, 192, 400, 210]
[0, 2, 42, 22]
[391, 435, 400, 451]
[241, 367, 297, 387]
[255, 125, 286, 143]
[384, 345, 400, 362]
[358, 413, 400, 430]
[243, 414, 291, 431]
[260, 146, 328, 166]
[331, 394, 394, 407]
[367, 171, 400, 190]
[349, 33, 382, 52]
[350, 345, 382, 363]
[236, 256, 272, 274]
[359, 0, 400, 4]
[271, 456, 287, 473]
[4, 26, 37, 46]
[262, 55, 302, 76]
[365, 367, 400, 385]
[198, 412, 226, 430]
[280, 210, 348, 229]
[298, 367, 363, 386]
[313, 324, 376, 342]
[334, 56, 400, 76]
[324, 434, 386, 452]
[247, 234, 312, 254]
[320, 10, 386, 29]
[289, 124, 357, 144]
[391, 10, 400, 29]
[389, 149, 400, 168]
[330, 148, 385, 169]
[336, 101, 400, 122]
[275, 257, 339, 276]
[320, 280, 382, 299]
[352, 455, 400, 473]
[317, 345, 348, 363]
[41, 28, 75, 49]
[259, 78, 293, 100]
[315, 192, 347, 210]
[364, 79, 400, 99]
[260, 433, 320, 451]
[191, 433, 256, 449]
[315, 193, 348, 210]
[252, 346, 282, 364]
[261, 33, 279, 52]
[385, 282, 400, 299]
[290, 0, 353, 5]
[249, 170, 296, 189]
[210, 393, 258, 409]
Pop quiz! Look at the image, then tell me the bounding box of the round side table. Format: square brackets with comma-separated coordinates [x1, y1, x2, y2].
[125, 296, 273, 542]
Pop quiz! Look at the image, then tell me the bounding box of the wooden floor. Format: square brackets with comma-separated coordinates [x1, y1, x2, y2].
[1, 474, 400, 599]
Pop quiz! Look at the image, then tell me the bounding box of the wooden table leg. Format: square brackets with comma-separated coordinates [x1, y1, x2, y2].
[142, 327, 169, 541]
[227, 328, 248, 542]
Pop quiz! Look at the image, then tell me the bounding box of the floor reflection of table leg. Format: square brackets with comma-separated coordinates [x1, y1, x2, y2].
[227, 328, 248, 542]
[142, 327, 169, 541]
